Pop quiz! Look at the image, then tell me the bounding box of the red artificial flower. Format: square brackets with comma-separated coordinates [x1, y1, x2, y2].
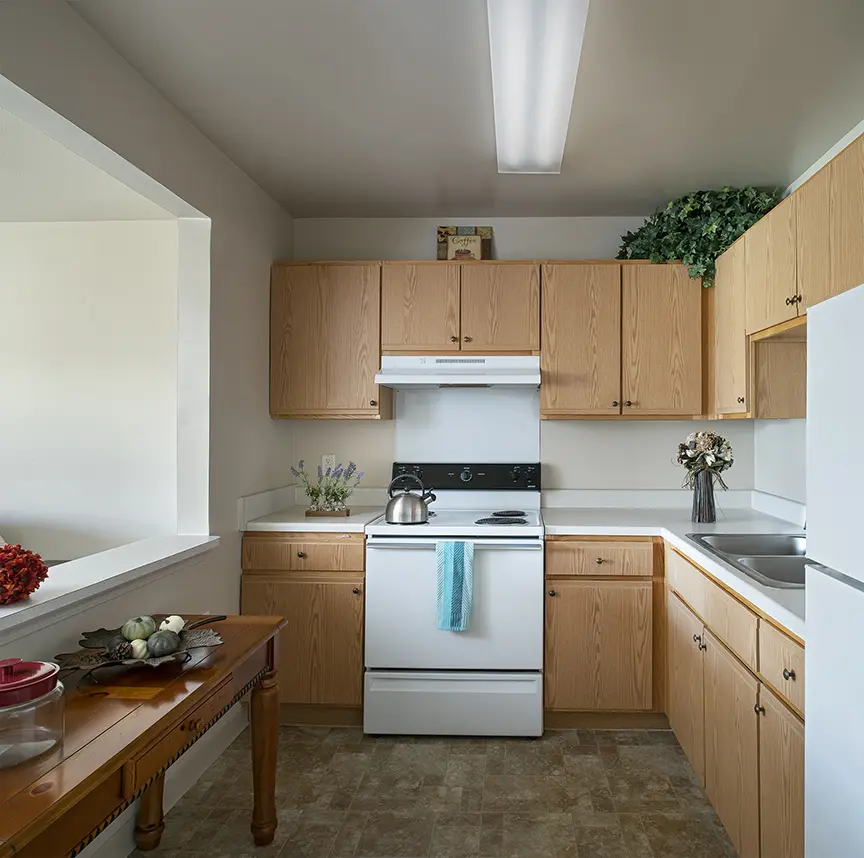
[0, 544, 49, 605]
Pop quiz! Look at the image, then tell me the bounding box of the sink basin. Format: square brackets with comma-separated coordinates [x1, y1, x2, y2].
[685, 533, 808, 590]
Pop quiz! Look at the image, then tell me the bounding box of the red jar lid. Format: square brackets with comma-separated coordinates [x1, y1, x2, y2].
[0, 658, 60, 707]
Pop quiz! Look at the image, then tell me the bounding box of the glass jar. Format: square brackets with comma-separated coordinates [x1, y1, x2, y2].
[0, 658, 64, 769]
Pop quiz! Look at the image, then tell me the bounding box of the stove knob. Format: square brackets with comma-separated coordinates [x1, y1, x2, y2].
[509, 468, 522, 483]
[459, 468, 473, 483]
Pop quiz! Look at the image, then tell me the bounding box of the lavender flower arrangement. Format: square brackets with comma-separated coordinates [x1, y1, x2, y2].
[676, 431, 734, 489]
[290, 460, 364, 513]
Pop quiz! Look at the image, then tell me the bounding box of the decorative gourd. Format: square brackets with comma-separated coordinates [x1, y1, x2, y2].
[146, 629, 181, 658]
[129, 638, 149, 660]
[159, 615, 185, 634]
[121, 616, 156, 642]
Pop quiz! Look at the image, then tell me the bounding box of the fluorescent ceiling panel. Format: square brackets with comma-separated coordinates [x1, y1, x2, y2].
[487, 0, 590, 174]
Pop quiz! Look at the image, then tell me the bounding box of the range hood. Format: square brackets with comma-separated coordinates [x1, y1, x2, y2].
[374, 355, 541, 389]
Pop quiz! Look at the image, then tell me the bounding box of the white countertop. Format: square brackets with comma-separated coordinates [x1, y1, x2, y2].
[245, 506, 384, 533]
[542, 507, 806, 640]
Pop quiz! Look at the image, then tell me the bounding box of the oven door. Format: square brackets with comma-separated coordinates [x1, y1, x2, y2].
[364, 537, 544, 670]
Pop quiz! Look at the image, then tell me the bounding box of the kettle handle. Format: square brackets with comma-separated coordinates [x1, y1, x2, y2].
[387, 473, 425, 498]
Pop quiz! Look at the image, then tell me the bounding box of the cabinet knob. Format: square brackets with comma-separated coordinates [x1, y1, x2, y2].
[297, 551, 306, 558]
[754, 704, 766, 715]
[782, 668, 796, 681]
[464, 336, 473, 343]
[370, 399, 377, 407]
[612, 401, 619, 407]
[548, 590, 557, 597]
[185, 718, 203, 732]
[698, 642, 707, 651]
[737, 397, 745, 404]
[693, 634, 702, 644]
[595, 557, 605, 565]
[785, 297, 792, 305]
[352, 587, 361, 595]
[450, 335, 460, 343]
[625, 401, 633, 407]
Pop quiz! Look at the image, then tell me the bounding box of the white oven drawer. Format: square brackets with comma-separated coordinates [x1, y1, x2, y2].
[364, 670, 543, 736]
[364, 538, 544, 670]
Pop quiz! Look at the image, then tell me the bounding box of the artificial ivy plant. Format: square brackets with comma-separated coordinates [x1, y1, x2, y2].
[617, 186, 783, 286]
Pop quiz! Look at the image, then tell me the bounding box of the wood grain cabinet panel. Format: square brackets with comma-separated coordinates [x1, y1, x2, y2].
[622, 264, 702, 415]
[381, 263, 460, 351]
[241, 574, 364, 706]
[540, 264, 621, 415]
[666, 548, 708, 620]
[703, 631, 760, 858]
[460, 263, 540, 351]
[241, 536, 365, 572]
[745, 197, 798, 335]
[546, 539, 652, 577]
[796, 163, 833, 312]
[545, 579, 652, 711]
[714, 240, 749, 414]
[704, 579, 758, 673]
[759, 621, 805, 715]
[759, 684, 805, 858]
[666, 590, 706, 784]
[829, 135, 864, 297]
[270, 263, 390, 418]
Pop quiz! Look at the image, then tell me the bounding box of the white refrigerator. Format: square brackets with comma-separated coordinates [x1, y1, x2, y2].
[806, 283, 864, 857]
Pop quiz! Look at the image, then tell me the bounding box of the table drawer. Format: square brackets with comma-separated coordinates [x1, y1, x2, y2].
[122, 676, 235, 797]
[242, 536, 364, 572]
[760, 621, 805, 714]
[547, 540, 653, 577]
[666, 548, 709, 619]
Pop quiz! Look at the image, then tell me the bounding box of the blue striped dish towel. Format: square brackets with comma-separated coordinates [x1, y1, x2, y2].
[436, 541, 474, 631]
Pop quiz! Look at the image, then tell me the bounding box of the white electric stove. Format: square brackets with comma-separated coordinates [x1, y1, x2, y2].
[364, 462, 544, 737]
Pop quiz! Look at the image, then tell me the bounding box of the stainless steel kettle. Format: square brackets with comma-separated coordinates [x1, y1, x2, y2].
[385, 474, 436, 524]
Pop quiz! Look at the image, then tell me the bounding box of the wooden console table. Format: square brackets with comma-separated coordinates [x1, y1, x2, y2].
[0, 615, 285, 858]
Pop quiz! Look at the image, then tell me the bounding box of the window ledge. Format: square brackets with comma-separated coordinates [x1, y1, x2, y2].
[0, 535, 219, 642]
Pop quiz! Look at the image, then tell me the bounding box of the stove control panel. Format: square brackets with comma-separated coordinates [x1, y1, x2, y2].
[392, 462, 541, 491]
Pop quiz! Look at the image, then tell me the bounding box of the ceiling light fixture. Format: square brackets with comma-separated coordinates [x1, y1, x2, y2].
[487, 0, 590, 174]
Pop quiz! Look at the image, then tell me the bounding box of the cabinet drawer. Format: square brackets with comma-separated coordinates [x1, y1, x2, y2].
[122, 676, 235, 797]
[547, 540, 653, 577]
[759, 621, 805, 715]
[704, 579, 758, 672]
[242, 536, 364, 571]
[666, 548, 709, 618]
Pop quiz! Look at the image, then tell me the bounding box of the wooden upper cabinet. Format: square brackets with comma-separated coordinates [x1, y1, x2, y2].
[460, 263, 540, 351]
[745, 196, 798, 334]
[829, 135, 864, 298]
[381, 263, 460, 351]
[622, 264, 702, 415]
[541, 264, 621, 416]
[714, 240, 749, 415]
[666, 590, 706, 784]
[759, 684, 805, 858]
[545, 579, 652, 711]
[270, 263, 391, 418]
[703, 631, 760, 858]
[796, 162, 833, 312]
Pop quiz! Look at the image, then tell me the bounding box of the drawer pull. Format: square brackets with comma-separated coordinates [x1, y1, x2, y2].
[548, 590, 557, 597]
[594, 557, 605, 565]
[297, 551, 306, 558]
[352, 587, 361, 595]
[183, 718, 204, 733]
[782, 668, 796, 681]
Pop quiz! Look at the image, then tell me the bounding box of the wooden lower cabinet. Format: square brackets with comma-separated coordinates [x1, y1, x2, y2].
[703, 630, 760, 858]
[666, 590, 705, 783]
[241, 572, 364, 707]
[758, 684, 805, 858]
[545, 579, 652, 711]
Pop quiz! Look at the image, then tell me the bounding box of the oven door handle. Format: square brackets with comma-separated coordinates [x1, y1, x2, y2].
[366, 539, 543, 550]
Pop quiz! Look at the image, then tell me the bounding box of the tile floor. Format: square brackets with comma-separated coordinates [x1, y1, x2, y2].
[131, 727, 737, 858]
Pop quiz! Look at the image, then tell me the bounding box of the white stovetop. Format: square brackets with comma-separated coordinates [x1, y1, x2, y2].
[366, 508, 543, 538]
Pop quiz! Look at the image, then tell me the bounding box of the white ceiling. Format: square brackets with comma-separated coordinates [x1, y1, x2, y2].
[0, 107, 173, 221]
[70, 0, 864, 218]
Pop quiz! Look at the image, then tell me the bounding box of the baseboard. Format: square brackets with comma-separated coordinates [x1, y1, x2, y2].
[544, 711, 670, 729]
[280, 703, 363, 726]
[79, 705, 248, 858]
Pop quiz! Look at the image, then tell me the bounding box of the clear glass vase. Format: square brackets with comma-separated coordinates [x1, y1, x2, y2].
[691, 470, 716, 523]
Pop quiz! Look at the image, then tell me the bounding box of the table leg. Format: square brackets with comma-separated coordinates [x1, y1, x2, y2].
[250, 669, 279, 846]
[135, 772, 165, 851]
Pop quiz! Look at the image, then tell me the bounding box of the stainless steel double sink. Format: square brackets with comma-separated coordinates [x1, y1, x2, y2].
[685, 533, 809, 589]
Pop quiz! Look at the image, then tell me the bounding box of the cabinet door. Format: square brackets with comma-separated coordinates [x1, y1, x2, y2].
[545, 579, 652, 711]
[241, 574, 364, 706]
[381, 263, 460, 351]
[270, 264, 386, 417]
[759, 684, 805, 858]
[460, 264, 540, 351]
[714, 240, 749, 414]
[540, 264, 621, 416]
[703, 631, 760, 858]
[796, 163, 833, 312]
[745, 197, 798, 334]
[621, 264, 702, 415]
[829, 135, 864, 298]
[666, 590, 706, 784]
